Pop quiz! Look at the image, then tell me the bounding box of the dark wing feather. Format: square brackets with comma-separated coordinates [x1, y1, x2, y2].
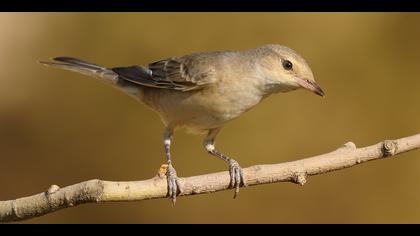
[111, 65, 167, 88]
[112, 55, 216, 92]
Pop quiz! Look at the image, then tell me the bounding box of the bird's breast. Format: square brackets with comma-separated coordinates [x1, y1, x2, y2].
[139, 79, 263, 132]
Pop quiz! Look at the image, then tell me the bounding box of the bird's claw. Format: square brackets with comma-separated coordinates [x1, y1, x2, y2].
[166, 163, 180, 205]
[228, 159, 245, 199]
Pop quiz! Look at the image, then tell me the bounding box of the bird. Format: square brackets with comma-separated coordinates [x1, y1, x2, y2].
[40, 44, 325, 204]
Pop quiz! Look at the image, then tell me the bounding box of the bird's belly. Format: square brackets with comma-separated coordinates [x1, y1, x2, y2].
[162, 100, 239, 133]
[139, 86, 262, 133]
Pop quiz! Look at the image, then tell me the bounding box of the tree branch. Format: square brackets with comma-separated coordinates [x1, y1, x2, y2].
[1, 133, 420, 222]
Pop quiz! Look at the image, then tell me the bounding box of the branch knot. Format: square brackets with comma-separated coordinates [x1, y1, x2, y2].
[382, 140, 398, 157]
[292, 172, 307, 186]
[157, 164, 169, 178]
[46, 185, 60, 195]
[336, 142, 357, 152]
[342, 142, 356, 150]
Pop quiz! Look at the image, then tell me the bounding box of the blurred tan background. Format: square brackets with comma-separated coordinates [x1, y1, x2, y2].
[1, 13, 420, 223]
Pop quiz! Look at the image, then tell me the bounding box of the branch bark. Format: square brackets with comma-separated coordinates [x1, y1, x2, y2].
[1, 133, 420, 222]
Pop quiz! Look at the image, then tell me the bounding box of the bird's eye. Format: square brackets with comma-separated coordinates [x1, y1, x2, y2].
[282, 60, 293, 71]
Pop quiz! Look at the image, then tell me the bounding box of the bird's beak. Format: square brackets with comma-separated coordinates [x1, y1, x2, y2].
[296, 78, 325, 97]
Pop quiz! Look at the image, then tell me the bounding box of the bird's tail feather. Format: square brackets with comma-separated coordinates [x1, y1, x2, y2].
[39, 57, 118, 84]
[40, 57, 144, 99]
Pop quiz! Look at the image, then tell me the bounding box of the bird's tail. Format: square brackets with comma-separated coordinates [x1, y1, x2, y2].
[39, 57, 119, 84]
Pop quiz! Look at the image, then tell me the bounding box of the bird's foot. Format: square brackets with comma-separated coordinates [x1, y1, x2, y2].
[166, 163, 181, 205]
[228, 159, 246, 199]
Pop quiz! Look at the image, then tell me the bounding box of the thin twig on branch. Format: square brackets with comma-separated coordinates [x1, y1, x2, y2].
[1, 133, 420, 222]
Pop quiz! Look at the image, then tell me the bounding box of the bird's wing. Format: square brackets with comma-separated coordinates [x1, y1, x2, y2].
[112, 56, 217, 92]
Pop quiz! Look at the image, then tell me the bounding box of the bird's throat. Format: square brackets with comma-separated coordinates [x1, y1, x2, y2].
[263, 82, 298, 95]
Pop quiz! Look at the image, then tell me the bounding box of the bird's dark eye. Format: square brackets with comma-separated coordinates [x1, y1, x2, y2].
[282, 60, 293, 71]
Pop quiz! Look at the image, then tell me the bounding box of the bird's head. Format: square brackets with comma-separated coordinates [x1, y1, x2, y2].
[252, 44, 325, 97]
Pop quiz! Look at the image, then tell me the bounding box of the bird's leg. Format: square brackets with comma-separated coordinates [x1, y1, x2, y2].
[163, 128, 180, 205]
[203, 128, 246, 198]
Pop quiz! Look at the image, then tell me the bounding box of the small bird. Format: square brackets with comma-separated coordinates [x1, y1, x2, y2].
[40, 44, 324, 204]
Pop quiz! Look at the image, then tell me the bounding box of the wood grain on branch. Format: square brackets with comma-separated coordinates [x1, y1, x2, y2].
[1, 133, 420, 222]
